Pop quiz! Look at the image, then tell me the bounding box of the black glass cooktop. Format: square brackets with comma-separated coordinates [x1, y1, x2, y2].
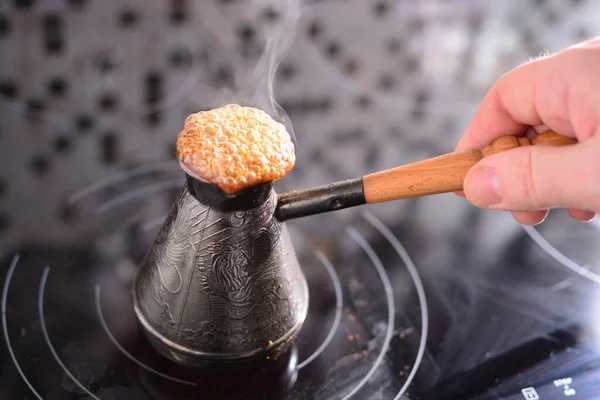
[1, 186, 599, 399]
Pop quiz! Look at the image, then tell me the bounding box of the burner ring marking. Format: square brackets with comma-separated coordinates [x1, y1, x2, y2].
[2, 254, 44, 400]
[95, 179, 183, 214]
[364, 212, 429, 400]
[523, 225, 600, 285]
[68, 161, 180, 205]
[94, 285, 198, 386]
[343, 227, 395, 400]
[38, 267, 101, 400]
[296, 250, 343, 370]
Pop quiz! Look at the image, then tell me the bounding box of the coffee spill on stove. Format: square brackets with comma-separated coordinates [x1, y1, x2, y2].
[314, 321, 397, 400]
[60, 340, 109, 395]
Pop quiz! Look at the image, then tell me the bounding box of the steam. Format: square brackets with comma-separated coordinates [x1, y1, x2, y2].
[238, 0, 301, 146]
[246, 4, 301, 146]
[193, 0, 302, 146]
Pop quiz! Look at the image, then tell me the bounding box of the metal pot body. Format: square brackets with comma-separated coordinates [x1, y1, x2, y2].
[133, 177, 308, 368]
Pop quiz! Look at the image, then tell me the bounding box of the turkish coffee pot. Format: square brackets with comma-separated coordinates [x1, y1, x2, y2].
[133, 104, 576, 369]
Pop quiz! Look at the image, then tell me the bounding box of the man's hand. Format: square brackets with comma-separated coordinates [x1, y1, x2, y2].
[455, 38, 600, 225]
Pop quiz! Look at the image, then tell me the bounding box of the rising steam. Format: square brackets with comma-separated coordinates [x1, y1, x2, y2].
[193, 0, 302, 146]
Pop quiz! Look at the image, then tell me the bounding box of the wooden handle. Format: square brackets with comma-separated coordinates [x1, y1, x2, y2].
[363, 130, 577, 204]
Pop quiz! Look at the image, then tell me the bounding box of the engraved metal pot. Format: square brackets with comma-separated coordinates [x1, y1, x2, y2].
[133, 175, 309, 368]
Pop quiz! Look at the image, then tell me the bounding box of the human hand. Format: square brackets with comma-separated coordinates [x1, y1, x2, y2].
[455, 38, 600, 226]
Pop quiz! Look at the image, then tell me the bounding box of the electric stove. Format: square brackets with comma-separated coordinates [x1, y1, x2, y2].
[1, 171, 599, 399]
[1, 1, 600, 399]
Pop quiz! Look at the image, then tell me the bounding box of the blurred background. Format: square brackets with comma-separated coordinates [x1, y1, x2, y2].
[1, 0, 599, 253]
[1, 1, 600, 399]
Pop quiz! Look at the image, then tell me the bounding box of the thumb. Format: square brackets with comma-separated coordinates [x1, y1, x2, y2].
[463, 139, 600, 212]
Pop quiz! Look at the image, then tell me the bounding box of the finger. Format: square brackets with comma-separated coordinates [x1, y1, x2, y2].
[456, 42, 600, 153]
[463, 139, 600, 212]
[566, 208, 596, 222]
[511, 210, 549, 226]
[454, 190, 466, 198]
[455, 54, 571, 152]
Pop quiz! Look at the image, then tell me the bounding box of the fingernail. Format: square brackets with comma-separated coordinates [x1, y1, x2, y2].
[466, 167, 502, 208]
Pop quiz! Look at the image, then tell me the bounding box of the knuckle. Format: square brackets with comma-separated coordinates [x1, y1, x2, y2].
[517, 149, 541, 208]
